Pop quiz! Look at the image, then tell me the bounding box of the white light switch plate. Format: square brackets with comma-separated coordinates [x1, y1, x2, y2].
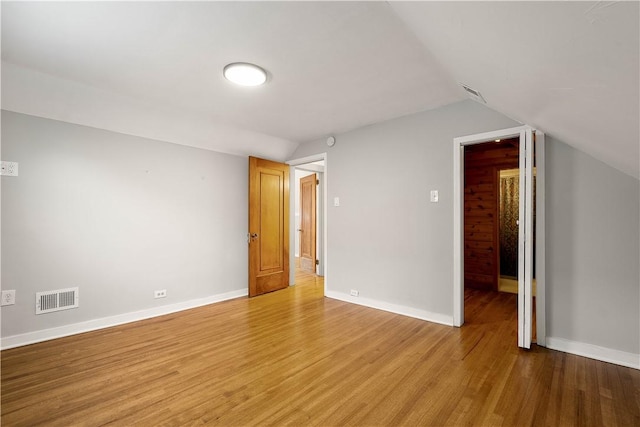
[430, 190, 439, 202]
[1, 161, 19, 177]
[333, 197, 340, 207]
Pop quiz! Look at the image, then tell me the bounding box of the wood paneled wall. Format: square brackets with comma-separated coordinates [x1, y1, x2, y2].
[464, 139, 519, 291]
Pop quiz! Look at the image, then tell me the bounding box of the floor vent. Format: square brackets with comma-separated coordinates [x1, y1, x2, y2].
[36, 287, 79, 314]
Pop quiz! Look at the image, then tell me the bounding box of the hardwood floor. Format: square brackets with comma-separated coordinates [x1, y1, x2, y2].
[2, 273, 639, 426]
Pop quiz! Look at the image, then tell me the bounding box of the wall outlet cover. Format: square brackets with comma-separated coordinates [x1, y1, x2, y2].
[0, 161, 19, 177]
[1, 290, 16, 306]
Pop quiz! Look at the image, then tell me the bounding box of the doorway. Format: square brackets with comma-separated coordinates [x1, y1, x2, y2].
[287, 153, 328, 294]
[462, 138, 538, 339]
[453, 126, 546, 348]
[463, 138, 519, 292]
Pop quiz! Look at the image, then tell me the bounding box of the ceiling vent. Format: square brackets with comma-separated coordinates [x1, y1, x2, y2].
[460, 84, 486, 104]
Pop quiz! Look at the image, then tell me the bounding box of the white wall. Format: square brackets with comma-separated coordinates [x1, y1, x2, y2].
[1, 111, 248, 342]
[291, 100, 519, 324]
[545, 137, 640, 355]
[290, 100, 640, 363]
[4, 100, 638, 366]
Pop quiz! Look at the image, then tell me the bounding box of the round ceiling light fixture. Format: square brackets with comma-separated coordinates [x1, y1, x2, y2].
[223, 62, 267, 86]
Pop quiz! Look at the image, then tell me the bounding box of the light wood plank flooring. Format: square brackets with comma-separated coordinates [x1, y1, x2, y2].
[2, 272, 639, 426]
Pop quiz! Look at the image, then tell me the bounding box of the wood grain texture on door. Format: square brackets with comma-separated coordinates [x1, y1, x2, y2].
[299, 173, 317, 273]
[249, 157, 290, 297]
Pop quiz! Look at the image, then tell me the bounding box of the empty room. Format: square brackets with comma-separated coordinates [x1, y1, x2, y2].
[1, 2, 639, 425]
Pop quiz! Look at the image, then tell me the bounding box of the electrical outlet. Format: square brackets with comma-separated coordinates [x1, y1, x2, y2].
[0, 161, 19, 177]
[350, 289, 359, 297]
[154, 290, 167, 299]
[1, 290, 16, 306]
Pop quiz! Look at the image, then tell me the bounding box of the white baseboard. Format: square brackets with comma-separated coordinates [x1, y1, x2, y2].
[546, 336, 639, 370]
[1, 289, 247, 350]
[325, 290, 453, 326]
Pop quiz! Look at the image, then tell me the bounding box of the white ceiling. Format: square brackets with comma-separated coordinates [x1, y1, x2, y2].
[390, 1, 639, 179]
[2, 1, 638, 178]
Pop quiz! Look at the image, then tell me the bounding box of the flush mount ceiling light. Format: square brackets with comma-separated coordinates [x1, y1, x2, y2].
[223, 62, 267, 86]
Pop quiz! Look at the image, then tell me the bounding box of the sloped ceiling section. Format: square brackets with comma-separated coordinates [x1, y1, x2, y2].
[390, 1, 640, 179]
[0, 2, 462, 161]
[1, 62, 299, 160]
[1, 2, 638, 176]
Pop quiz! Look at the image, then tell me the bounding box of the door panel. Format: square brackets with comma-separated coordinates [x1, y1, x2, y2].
[249, 157, 289, 297]
[299, 173, 317, 273]
[518, 129, 534, 349]
[259, 173, 282, 270]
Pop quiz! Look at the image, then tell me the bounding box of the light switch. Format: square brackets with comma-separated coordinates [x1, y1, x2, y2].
[430, 190, 439, 203]
[333, 197, 340, 207]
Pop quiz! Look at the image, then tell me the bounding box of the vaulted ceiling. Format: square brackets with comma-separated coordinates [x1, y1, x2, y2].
[2, 2, 638, 178]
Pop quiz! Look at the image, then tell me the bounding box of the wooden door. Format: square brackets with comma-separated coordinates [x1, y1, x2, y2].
[299, 173, 317, 273]
[248, 157, 290, 297]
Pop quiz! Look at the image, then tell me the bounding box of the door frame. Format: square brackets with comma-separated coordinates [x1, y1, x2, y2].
[287, 153, 328, 295]
[453, 125, 546, 346]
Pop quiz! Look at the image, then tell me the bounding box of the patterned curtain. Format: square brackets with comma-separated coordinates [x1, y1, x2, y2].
[499, 174, 536, 279]
[499, 176, 519, 278]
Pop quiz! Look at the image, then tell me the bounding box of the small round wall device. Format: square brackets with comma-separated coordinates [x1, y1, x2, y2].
[326, 136, 336, 147]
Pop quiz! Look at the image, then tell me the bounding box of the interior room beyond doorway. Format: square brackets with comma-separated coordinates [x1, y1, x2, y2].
[293, 160, 325, 278]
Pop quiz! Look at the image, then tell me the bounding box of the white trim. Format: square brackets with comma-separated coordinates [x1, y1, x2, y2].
[523, 128, 534, 348]
[453, 126, 531, 328]
[535, 132, 546, 346]
[546, 337, 640, 370]
[453, 126, 529, 146]
[287, 153, 326, 167]
[1, 289, 247, 350]
[326, 291, 453, 326]
[518, 129, 527, 347]
[295, 163, 324, 173]
[452, 141, 464, 326]
[316, 170, 325, 276]
[452, 125, 546, 347]
[287, 152, 328, 296]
